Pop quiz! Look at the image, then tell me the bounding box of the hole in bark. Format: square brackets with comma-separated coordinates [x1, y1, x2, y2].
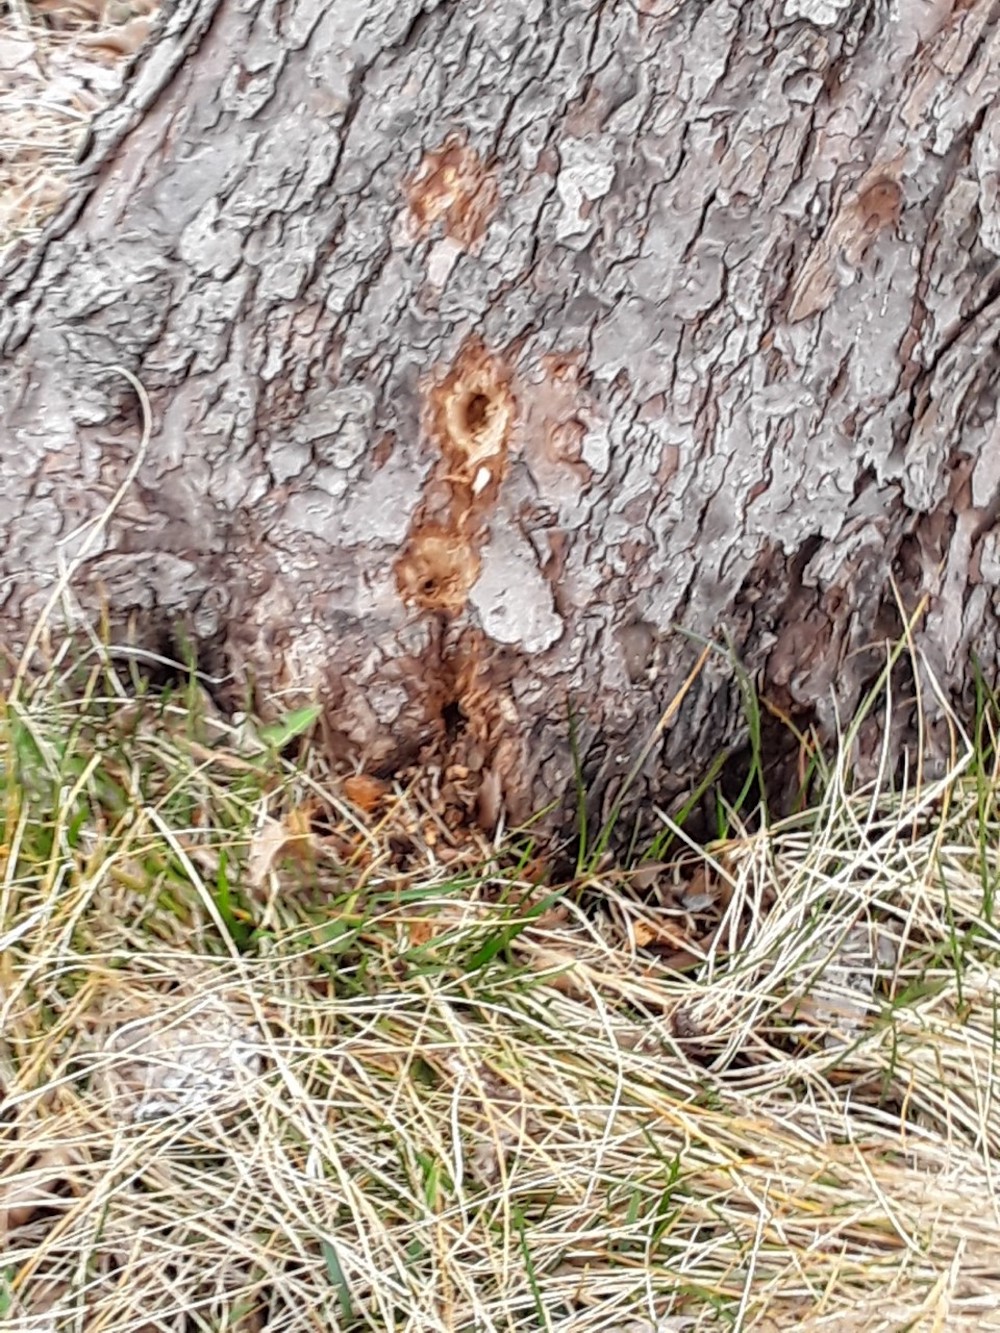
[428, 340, 515, 466]
[405, 136, 499, 248]
[462, 392, 491, 436]
[396, 527, 480, 612]
[442, 699, 464, 737]
[442, 378, 511, 459]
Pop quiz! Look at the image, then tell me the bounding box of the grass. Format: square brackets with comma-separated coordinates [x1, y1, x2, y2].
[3, 646, 1000, 1330]
[0, 0, 157, 257]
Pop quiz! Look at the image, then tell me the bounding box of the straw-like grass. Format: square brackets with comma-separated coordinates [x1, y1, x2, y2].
[3, 648, 1000, 1331]
[0, 0, 156, 254]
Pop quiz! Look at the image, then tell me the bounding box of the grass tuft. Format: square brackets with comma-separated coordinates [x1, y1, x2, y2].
[3, 649, 1000, 1330]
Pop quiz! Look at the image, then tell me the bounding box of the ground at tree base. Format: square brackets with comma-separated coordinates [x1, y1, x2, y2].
[3, 646, 1000, 1330]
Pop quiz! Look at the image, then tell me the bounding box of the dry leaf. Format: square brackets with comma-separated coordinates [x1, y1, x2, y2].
[0, 1145, 82, 1240]
[80, 15, 152, 59]
[247, 810, 314, 887]
[679, 865, 717, 911]
[632, 919, 657, 948]
[522, 856, 550, 885]
[679, 887, 715, 912]
[100, 994, 263, 1123]
[0, 34, 36, 69]
[342, 773, 388, 813]
[8, 1277, 72, 1328]
[629, 861, 668, 892]
[790, 922, 899, 1048]
[407, 917, 436, 947]
[633, 915, 695, 952]
[286, 804, 314, 838]
[442, 1054, 531, 1187]
[247, 816, 292, 888]
[476, 767, 502, 830]
[529, 902, 569, 931]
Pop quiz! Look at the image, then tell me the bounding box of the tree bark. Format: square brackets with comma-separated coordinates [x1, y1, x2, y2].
[2, 0, 998, 835]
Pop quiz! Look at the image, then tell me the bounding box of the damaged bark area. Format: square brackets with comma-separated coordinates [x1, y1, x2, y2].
[2, 0, 1000, 837]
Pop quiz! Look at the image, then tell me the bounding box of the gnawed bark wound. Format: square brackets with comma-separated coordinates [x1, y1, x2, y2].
[372, 623, 530, 830]
[389, 339, 535, 815]
[396, 525, 480, 614]
[788, 162, 905, 322]
[403, 135, 498, 251]
[396, 337, 514, 614]
[427, 339, 514, 476]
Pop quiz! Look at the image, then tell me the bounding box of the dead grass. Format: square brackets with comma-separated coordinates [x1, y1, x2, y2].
[0, 0, 156, 254]
[3, 648, 1000, 1331]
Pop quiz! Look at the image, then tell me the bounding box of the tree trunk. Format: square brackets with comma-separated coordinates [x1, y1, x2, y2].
[2, 0, 998, 837]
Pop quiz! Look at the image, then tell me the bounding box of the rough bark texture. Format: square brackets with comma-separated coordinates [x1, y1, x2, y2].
[2, 0, 999, 834]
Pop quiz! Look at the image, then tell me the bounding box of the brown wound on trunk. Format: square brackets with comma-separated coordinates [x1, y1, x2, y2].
[396, 338, 515, 614]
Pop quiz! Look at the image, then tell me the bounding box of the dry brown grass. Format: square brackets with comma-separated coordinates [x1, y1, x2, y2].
[3, 649, 1000, 1330]
[0, 0, 156, 253]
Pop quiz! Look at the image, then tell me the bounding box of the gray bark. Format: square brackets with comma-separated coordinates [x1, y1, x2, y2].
[2, 0, 998, 834]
